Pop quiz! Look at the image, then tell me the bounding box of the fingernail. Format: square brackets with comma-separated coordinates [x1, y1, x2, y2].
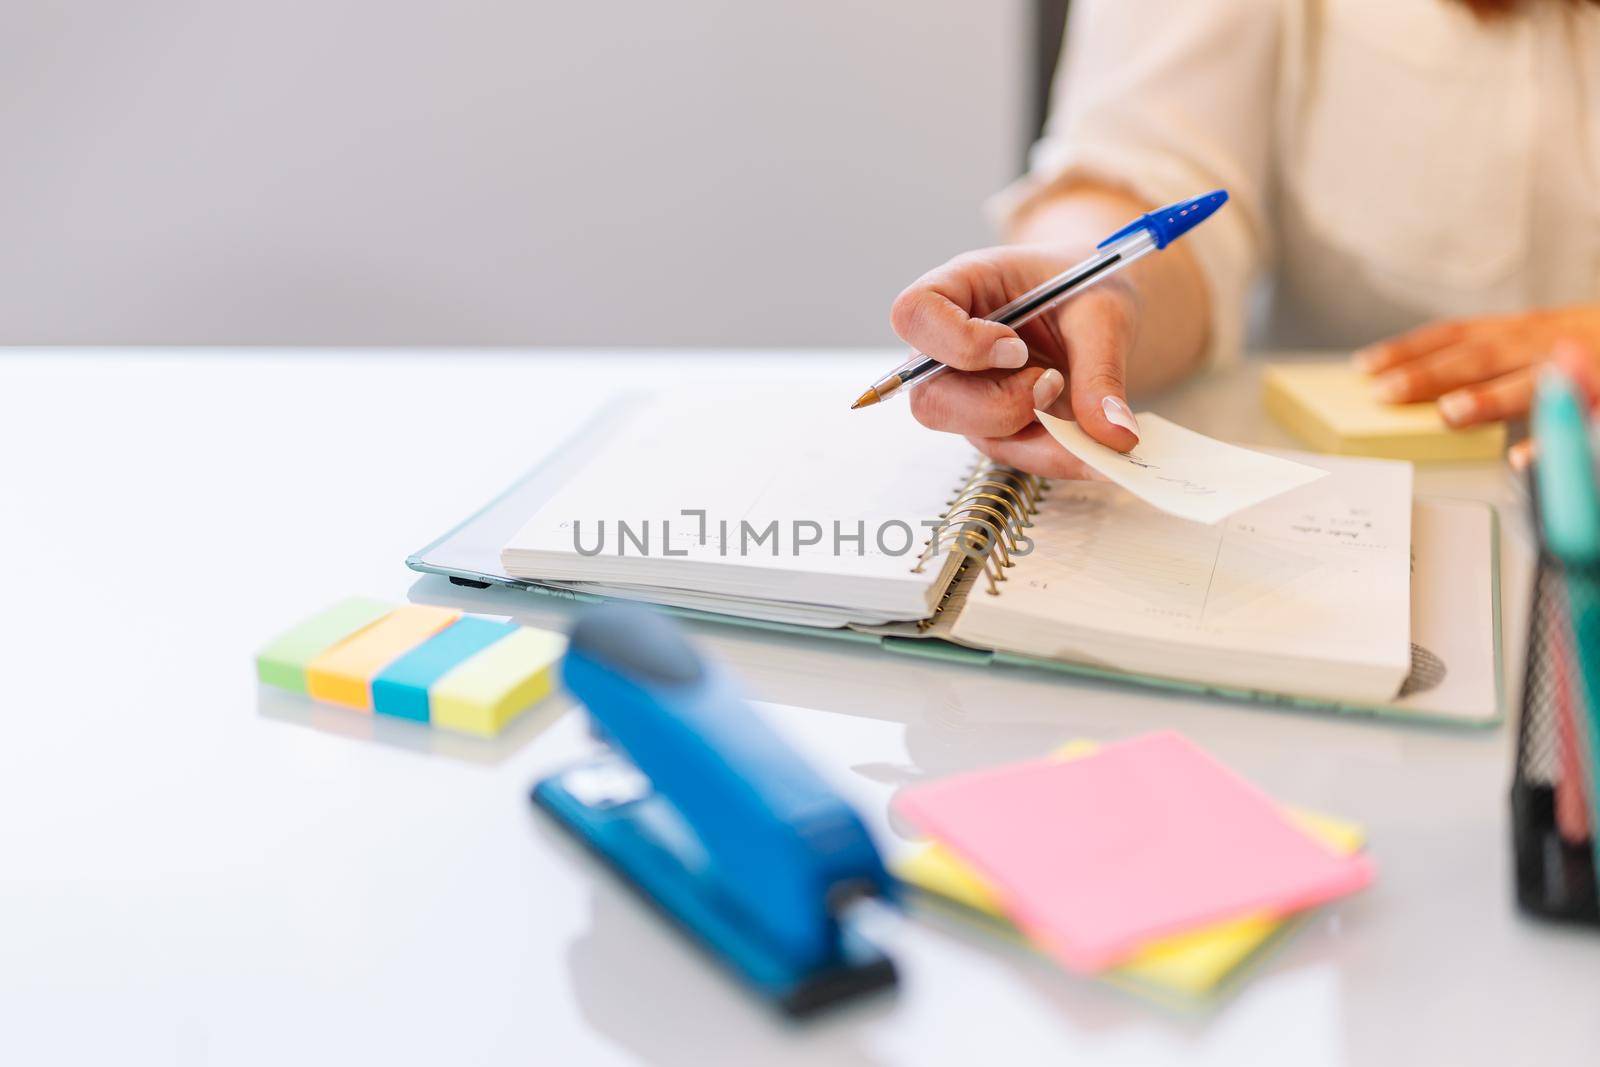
[1373, 373, 1408, 402]
[1352, 346, 1383, 373]
[1438, 391, 1475, 426]
[991, 337, 1029, 368]
[1033, 368, 1065, 410]
[1509, 442, 1533, 471]
[1101, 395, 1140, 438]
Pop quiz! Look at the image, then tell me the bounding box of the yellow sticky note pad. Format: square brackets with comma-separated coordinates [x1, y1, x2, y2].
[304, 605, 462, 710]
[430, 627, 567, 737]
[1263, 362, 1505, 461]
[1283, 807, 1366, 856]
[895, 741, 1366, 999]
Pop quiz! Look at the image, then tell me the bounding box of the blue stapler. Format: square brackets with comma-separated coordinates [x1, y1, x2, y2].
[531, 604, 899, 1017]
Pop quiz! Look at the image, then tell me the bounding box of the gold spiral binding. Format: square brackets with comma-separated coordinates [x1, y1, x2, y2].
[913, 460, 1051, 611]
[916, 462, 1047, 569]
[948, 490, 1029, 532]
[948, 504, 1016, 565]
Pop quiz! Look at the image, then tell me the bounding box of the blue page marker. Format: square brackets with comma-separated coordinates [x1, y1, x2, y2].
[371, 616, 519, 721]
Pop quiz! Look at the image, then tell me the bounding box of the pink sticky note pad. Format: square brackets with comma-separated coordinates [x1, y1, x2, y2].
[893, 731, 1374, 972]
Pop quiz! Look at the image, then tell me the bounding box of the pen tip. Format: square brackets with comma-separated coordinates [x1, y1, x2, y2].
[850, 388, 879, 410]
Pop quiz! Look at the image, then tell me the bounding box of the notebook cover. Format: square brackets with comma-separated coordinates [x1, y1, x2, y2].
[406, 401, 1503, 728]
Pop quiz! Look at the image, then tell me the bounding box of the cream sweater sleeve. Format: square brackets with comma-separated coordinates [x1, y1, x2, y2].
[990, 0, 1282, 365]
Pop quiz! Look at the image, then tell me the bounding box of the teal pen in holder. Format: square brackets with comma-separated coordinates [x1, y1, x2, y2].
[1513, 369, 1600, 925]
[1532, 371, 1600, 565]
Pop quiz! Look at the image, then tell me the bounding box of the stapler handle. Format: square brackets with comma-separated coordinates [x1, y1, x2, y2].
[561, 605, 894, 971]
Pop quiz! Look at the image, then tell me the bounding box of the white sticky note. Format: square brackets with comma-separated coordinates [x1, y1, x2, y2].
[1035, 410, 1328, 524]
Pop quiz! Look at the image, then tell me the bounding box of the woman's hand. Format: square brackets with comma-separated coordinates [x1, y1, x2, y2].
[889, 243, 1144, 479]
[1354, 305, 1600, 428]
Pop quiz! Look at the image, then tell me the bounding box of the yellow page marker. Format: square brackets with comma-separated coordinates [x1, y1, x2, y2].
[896, 741, 1365, 998]
[430, 627, 567, 737]
[304, 605, 462, 711]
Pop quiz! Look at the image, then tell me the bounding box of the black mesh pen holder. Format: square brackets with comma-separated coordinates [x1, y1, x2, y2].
[1511, 549, 1600, 925]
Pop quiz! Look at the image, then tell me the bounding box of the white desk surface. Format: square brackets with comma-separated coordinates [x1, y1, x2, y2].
[1, 348, 1591, 1067]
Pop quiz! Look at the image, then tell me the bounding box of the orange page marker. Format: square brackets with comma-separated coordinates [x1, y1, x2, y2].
[305, 605, 462, 711]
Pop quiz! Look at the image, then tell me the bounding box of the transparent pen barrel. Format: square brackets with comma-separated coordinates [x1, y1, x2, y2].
[990, 228, 1158, 326]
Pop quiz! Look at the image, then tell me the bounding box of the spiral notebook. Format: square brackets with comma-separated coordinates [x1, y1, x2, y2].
[410, 389, 1503, 723]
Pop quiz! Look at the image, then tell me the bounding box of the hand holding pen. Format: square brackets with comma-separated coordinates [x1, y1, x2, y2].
[854, 191, 1227, 478]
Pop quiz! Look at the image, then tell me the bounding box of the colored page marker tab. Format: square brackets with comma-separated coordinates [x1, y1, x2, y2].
[305, 605, 462, 711]
[371, 617, 519, 723]
[430, 627, 566, 737]
[257, 597, 394, 694]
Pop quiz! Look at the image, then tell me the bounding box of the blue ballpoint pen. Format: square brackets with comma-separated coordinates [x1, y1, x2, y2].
[849, 190, 1229, 409]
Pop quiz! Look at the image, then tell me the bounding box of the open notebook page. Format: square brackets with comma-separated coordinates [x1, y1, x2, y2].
[500, 389, 977, 621]
[951, 451, 1413, 703]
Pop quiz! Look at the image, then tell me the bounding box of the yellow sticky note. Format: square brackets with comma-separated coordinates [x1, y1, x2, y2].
[1264, 362, 1505, 461]
[304, 605, 461, 710]
[1283, 807, 1366, 856]
[895, 741, 1365, 999]
[430, 627, 566, 737]
[898, 843, 1009, 917]
[1054, 739, 1100, 760]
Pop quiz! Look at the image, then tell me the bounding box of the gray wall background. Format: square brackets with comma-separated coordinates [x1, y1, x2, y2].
[0, 2, 1032, 346]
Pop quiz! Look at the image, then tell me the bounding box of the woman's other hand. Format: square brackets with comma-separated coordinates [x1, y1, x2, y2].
[1354, 306, 1600, 428]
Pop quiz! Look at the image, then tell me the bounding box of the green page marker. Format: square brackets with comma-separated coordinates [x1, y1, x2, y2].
[256, 597, 393, 694]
